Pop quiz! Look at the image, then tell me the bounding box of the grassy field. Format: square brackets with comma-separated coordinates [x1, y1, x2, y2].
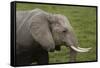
[16, 3, 97, 63]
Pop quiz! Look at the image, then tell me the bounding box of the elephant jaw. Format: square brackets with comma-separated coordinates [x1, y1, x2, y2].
[70, 45, 92, 52]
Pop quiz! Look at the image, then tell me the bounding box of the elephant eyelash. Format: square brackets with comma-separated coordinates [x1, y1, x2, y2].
[62, 29, 68, 33]
[63, 30, 67, 33]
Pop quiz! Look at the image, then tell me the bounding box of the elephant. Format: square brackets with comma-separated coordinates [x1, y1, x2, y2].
[16, 8, 91, 66]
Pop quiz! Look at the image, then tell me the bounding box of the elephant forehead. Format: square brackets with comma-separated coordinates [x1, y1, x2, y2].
[54, 14, 70, 28]
[59, 16, 73, 30]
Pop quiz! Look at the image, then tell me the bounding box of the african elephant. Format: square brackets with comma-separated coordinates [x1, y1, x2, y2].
[16, 8, 91, 66]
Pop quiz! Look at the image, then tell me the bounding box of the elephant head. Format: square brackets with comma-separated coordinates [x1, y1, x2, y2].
[29, 9, 91, 62]
[47, 14, 91, 52]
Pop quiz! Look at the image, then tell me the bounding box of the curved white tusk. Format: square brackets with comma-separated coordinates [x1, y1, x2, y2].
[70, 46, 90, 52]
[78, 47, 92, 51]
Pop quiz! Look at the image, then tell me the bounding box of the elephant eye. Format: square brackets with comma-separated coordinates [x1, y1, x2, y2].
[62, 29, 68, 33]
[63, 30, 67, 33]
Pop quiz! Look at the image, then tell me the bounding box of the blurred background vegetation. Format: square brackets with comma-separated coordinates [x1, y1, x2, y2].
[16, 3, 97, 63]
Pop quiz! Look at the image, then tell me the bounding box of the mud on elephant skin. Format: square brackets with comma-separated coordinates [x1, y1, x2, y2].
[16, 8, 91, 66]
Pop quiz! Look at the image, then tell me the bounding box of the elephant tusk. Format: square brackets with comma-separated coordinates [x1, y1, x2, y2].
[77, 47, 92, 51]
[70, 46, 91, 52]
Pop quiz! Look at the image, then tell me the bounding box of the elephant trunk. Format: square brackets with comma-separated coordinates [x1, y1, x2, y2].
[64, 31, 91, 52]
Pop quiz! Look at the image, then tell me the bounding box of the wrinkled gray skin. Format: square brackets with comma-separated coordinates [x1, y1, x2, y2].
[16, 8, 91, 66]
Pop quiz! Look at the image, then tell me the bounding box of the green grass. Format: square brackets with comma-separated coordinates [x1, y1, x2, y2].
[16, 3, 97, 63]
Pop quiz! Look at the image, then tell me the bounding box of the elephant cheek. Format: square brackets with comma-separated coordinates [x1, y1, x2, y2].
[63, 34, 74, 47]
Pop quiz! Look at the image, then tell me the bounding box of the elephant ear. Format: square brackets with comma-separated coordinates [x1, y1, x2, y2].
[29, 14, 55, 52]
